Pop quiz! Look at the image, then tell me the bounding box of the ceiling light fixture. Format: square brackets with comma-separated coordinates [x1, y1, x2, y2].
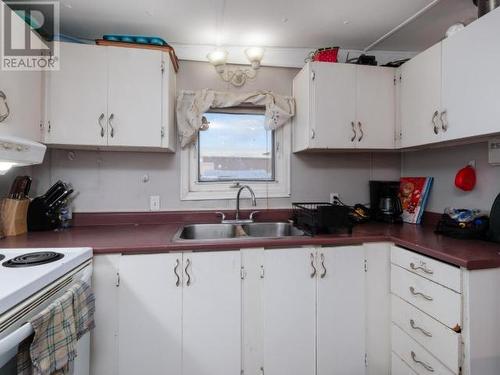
[207, 47, 265, 87]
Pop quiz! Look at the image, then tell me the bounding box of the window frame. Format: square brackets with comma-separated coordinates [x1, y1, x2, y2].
[180, 106, 291, 201]
[197, 108, 276, 183]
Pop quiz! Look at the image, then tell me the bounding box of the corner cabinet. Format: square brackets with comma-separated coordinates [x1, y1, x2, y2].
[292, 62, 396, 152]
[44, 42, 176, 151]
[398, 7, 500, 148]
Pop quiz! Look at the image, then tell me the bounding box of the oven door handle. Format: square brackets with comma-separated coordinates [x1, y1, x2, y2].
[0, 323, 34, 368]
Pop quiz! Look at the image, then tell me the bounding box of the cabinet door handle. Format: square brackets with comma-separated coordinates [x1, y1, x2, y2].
[311, 129, 316, 139]
[411, 351, 434, 372]
[174, 258, 180, 287]
[440, 110, 448, 132]
[357, 121, 364, 142]
[108, 113, 115, 138]
[410, 319, 432, 337]
[320, 253, 327, 278]
[98, 113, 105, 137]
[310, 253, 317, 278]
[185, 258, 191, 286]
[351, 121, 357, 142]
[409, 286, 433, 301]
[410, 262, 434, 275]
[432, 111, 440, 135]
[0, 91, 10, 123]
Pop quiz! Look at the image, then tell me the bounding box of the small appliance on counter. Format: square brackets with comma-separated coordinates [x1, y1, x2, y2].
[435, 208, 490, 240]
[292, 202, 353, 235]
[369, 181, 403, 223]
[27, 180, 74, 231]
[488, 193, 500, 243]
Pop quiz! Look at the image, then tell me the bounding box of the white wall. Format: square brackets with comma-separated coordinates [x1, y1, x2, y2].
[401, 142, 500, 212]
[29, 60, 401, 212]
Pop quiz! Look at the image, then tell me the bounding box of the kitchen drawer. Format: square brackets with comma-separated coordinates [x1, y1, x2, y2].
[391, 246, 462, 293]
[391, 324, 455, 375]
[391, 295, 461, 373]
[391, 265, 461, 330]
[391, 352, 418, 375]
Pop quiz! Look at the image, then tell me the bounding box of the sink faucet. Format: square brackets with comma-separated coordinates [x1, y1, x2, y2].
[236, 185, 257, 221]
[216, 185, 258, 224]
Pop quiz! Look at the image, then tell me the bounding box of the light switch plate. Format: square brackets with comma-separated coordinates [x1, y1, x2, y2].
[489, 139, 500, 165]
[150, 195, 160, 211]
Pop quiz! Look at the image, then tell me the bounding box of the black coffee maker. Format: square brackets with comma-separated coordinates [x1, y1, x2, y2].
[369, 181, 403, 223]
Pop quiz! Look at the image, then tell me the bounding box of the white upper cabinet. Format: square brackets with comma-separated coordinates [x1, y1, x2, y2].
[356, 66, 396, 149]
[441, 8, 500, 141]
[46, 43, 108, 147]
[292, 62, 396, 152]
[45, 42, 176, 151]
[0, 7, 43, 142]
[399, 8, 500, 148]
[399, 43, 443, 148]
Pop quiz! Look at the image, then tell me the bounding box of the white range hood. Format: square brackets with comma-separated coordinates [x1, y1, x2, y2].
[0, 135, 46, 174]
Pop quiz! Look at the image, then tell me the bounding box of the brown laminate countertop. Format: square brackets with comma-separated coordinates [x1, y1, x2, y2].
[0, 216, 499, 270]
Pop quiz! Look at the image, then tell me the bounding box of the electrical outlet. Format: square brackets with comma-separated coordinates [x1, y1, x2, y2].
[150, 195, 160, 211]
[330, 193, 340, 204]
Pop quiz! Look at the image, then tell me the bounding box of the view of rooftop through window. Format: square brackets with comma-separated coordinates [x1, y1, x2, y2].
[198, 112, 274, 182]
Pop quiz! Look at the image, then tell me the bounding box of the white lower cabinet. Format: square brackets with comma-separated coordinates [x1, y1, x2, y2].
[263, 247, 317, 375]
[114, 251, 241, 375]
[317, 246, 366, 375]
[118, 253, 182, 375]
[182, 251, 241, 375]
[90, 243, 500, 375]
[257, 246, 369, 375]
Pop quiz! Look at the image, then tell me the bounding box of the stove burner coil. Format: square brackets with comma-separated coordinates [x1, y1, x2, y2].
[2, 252, 64, 268]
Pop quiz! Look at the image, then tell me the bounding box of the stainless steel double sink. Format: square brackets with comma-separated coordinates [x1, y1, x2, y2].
[174, 222, 305, 241]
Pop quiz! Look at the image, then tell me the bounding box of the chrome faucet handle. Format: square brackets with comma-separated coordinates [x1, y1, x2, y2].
[249, 211, 260, 221]
[215, 211, 226, 222]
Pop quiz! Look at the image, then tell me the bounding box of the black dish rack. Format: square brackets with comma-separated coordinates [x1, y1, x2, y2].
[292, 202, 354, 235]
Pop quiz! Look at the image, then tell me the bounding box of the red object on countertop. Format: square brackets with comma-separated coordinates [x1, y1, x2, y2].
[455, 165, 476, 191]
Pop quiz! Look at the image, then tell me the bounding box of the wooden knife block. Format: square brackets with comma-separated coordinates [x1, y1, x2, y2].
[0, 198, 29, 236]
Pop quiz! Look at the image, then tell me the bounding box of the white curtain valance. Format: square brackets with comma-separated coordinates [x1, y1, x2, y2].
[176, 89, 295, 148]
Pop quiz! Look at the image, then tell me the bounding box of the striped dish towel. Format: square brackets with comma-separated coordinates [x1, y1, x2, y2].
[17, 281, 95, 375]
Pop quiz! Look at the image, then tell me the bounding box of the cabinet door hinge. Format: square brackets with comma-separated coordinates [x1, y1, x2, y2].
[240, 266, 247, 280]
[116, 272, 120, 287]
[161, 126, 165, 138]
[364, 259, 368, 272]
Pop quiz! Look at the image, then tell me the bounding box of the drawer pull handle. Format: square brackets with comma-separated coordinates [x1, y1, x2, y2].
[174, 258, 180, 287]
[410, 319, 432, 337]
[410, 262, 434, 275]
[411, 351, 434, 372]
[409, 286, 433, 301]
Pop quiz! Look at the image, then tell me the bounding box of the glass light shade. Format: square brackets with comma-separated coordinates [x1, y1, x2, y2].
[244, 47, 265, 68]
[207, 48, 228, 67]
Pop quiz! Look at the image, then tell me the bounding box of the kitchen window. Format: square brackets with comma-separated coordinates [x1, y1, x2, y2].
[180, 107, 291, 200]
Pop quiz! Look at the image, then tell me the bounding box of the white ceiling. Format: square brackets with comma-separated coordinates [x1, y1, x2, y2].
[33, 0, 477, 52]
[8, 0, 478, 53]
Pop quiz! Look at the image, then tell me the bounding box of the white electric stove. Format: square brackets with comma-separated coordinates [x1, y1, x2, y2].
[0, 247, 93, 373]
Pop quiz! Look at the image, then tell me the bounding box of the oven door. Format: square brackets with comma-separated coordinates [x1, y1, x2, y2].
[0, 328, 90, 374]
[0, 263, 92, 374]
